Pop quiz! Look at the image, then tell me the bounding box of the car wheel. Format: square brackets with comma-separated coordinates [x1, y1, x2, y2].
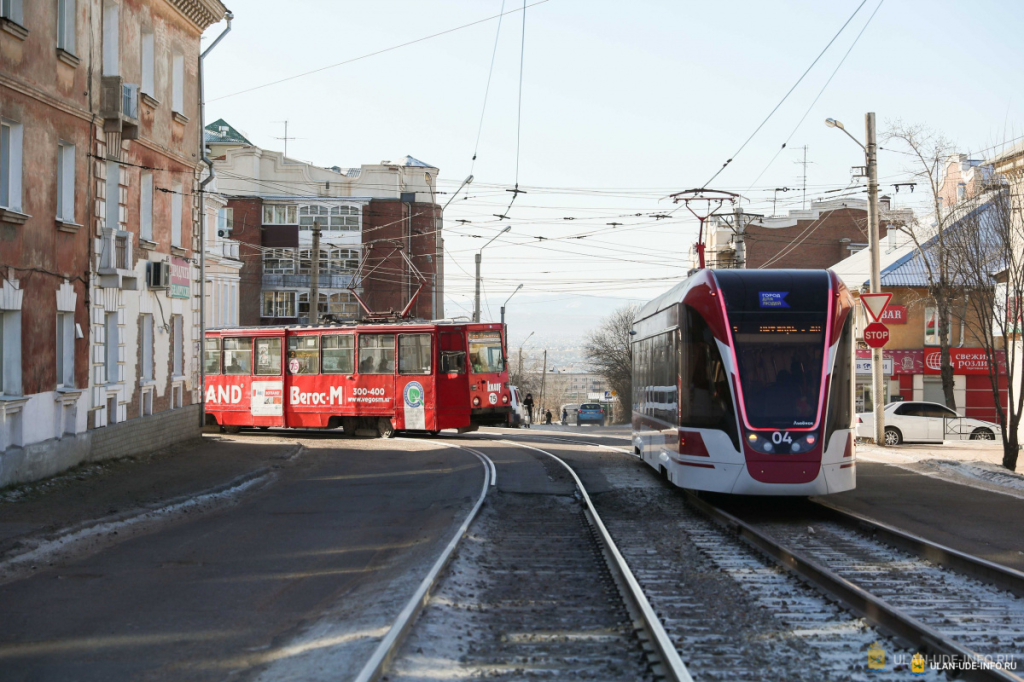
[884, 427, 902, 446]
[970, 427, 995, 440]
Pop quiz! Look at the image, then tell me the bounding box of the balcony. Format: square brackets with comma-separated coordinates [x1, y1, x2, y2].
[206, 239, 240, 261]
[262, 273, 355, 290]
[98, 228, 139, 290]
[101, 76, 140, 155]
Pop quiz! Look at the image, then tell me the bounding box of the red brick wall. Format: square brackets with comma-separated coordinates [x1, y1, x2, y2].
[361, 199, 439, 320]
[744, 207, 889, 270]
[226, 198, 264, 326]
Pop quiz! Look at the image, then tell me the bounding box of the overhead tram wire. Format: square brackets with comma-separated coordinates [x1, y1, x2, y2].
[496, 0, 529, 221]
[745, 0, 885, 192]
[209, 0, 550, 103]
[698, 0, 868, 190]
[470, 0, 506, 177]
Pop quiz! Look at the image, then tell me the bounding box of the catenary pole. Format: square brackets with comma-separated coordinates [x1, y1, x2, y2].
[310, 219, 321, 325]
[866, 112, 885, 446]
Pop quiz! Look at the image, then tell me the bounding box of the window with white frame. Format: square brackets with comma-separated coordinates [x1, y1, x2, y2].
[217, 207, 233, 235]
[923, 307, 952, 346]
[172, 315, 183, 377]
[105, 159, 119, 230]
[56, 142, 75, 223]
[329, 292, 358, 317]
[57, 0, 75, 53]
[296, 248, 359, 275]
[297, 292, 327, 322]
[171, 181, 182, 247]
[141, 31, 154, 96]
[56, 312, 74, 387]
[141, 314, 153, 382]
[1, 0, 24, 24]
[172, 53, 184, 112]
[1, 120, 24, 212]
[262, 291, 296, 318]
[262, 204, 297, 225]
[263, 248, 295, 274]
[140, 171, 153, 241]
[299, 205, 360, 231]
[104, 311, 118, 384]
[1, 309, 22, 395]
[102, 2, 118, 76]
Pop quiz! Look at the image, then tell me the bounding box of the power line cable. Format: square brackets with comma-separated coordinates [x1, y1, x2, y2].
[210, 0, 550, 103]
[471, 0, 506, 175]
[700, 0, 867, 189]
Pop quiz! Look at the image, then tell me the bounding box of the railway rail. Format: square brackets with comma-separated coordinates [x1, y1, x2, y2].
[354, 438, 692, 682]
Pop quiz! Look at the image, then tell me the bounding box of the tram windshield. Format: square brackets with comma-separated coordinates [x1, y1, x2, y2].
[731, 313, 826, 429]
[468, 331, 504, 374]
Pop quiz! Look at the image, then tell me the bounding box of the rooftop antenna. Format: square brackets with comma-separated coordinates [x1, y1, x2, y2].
[793, 145, 812, 209]
[669, 189, 740, 269]
[273, 120, 303, 158]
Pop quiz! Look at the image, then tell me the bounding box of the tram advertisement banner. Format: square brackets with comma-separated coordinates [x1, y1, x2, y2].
[251, 381, 284, 416]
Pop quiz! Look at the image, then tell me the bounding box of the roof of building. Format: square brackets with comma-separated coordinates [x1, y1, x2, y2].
[397, 155, 435, 168]
[874, 198, 1002, 289]
[204, 119, 252, 146]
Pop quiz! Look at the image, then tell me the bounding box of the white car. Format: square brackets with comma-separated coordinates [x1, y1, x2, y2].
[857, 401, 1000, 445]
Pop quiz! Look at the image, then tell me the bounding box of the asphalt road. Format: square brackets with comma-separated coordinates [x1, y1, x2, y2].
[0, 437, 484, 682]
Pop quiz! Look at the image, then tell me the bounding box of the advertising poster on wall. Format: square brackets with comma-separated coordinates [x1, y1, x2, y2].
[170, 256, 190, 299]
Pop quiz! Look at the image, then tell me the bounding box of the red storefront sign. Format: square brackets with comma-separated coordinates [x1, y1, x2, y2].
[879, 305, 906, 324]
[923, 348, 1007, 375]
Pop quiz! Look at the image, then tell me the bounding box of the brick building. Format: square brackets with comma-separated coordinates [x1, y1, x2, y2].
[0, 0, 228, 487]
[699, 198, 897, 270]
[206, 120, 443, 325]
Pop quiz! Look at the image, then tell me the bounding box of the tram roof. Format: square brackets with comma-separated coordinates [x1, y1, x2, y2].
[206, 319, 502, 334]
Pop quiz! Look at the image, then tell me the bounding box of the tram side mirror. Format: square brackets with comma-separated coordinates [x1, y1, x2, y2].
[441, 351, 466, 374]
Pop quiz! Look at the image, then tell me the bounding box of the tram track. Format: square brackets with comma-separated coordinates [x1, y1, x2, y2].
[354, 438, 691, 682]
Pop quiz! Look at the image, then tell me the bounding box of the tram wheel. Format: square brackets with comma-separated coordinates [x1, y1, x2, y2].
[429, 430, 441, 436]
[378, 418, 396, 439]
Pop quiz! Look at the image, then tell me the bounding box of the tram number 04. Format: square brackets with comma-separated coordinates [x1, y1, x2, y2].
[771, 431, 793, 445]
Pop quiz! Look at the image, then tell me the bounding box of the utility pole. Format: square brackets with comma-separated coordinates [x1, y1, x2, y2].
[473, 225, 510, 323]
[310, 218, 322, 326]
[539, 349, 547, 414]
[865, 113, 885, 447]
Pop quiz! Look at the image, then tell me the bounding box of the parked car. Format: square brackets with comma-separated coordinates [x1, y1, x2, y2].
[561, 403, 580, 424]
[856, 401, 1000, 445]
[576, 402, 606, 427]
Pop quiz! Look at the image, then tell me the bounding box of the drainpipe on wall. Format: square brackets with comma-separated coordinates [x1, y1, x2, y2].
[198, 10, 233, 429]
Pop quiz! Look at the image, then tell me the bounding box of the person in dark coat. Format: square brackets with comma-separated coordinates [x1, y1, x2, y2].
[523, 393, 534, 423]
[544, 409, 552, 425]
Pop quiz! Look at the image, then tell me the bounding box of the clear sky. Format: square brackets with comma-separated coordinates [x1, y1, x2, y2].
[204, 0, 1024, 327]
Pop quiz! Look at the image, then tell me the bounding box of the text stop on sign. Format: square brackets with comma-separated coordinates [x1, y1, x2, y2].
[864, 322, 889, 348]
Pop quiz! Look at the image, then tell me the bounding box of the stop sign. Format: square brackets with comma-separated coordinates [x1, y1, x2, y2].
[864, 322, 889, 348]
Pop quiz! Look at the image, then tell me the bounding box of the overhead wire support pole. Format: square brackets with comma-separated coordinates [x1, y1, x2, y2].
[310, 218, 321, 326]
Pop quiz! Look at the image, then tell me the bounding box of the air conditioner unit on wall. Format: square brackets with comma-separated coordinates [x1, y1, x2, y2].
[147, 261, 170, 289]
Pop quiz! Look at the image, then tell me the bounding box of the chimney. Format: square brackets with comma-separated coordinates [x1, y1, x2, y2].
[879, 195, 891, 212]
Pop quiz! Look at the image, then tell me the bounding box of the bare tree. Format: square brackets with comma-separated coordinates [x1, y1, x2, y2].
[947, 189, 1023, 471]
[584, 305, 639, 424]
[885, 122, 962, 409]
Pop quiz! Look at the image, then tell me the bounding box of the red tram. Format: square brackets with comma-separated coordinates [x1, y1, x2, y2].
[203, 321, 512, 436]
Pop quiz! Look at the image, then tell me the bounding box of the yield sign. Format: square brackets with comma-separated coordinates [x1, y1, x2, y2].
[861, 292, 893, 323]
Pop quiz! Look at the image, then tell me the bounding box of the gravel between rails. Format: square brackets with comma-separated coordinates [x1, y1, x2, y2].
[750, 518, 1024, 671]
[386, 491, 654, 681]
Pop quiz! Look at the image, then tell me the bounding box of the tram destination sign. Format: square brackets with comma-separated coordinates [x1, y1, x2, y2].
[864, 322, 889, 348]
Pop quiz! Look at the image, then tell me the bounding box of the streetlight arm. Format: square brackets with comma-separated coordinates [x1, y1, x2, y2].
[480, 225, 511, 253]
[503, 283, 523, 308]
[443, 174, 474, 211]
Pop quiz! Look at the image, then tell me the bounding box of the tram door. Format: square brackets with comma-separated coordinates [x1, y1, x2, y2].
[436, 330, 471, 430]
[251, 336, 286, 427]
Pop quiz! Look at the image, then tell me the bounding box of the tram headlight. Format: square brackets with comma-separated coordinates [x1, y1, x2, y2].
[473, 396, 481, 407]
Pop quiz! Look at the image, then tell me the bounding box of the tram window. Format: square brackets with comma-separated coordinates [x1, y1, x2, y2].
[322, 334, 354, 374]
[358, 334, 395, 374]
[223, 338, 252, 375]
[255, 338, 282, 376]
[399, 334, 431, 375]
[204, 337, 221, 375]
[680, 306, 737, 444]
[826, 314, 854, 440]
[287, 335, 319, 374]
[439, 332, 466, 375]
[468, 330, 504, 374]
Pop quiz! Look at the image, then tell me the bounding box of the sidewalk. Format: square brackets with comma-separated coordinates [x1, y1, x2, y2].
[857, 441, 1024, 499]
[0, 434, 301, 579]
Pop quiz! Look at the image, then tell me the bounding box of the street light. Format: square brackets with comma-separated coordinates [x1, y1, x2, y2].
[826, 114, 885, 446]
[474, 225, 511, 323]
[501, 283, 523, 327]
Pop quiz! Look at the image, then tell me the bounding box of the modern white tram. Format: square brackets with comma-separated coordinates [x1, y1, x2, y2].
[632, 269, 856, 495]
